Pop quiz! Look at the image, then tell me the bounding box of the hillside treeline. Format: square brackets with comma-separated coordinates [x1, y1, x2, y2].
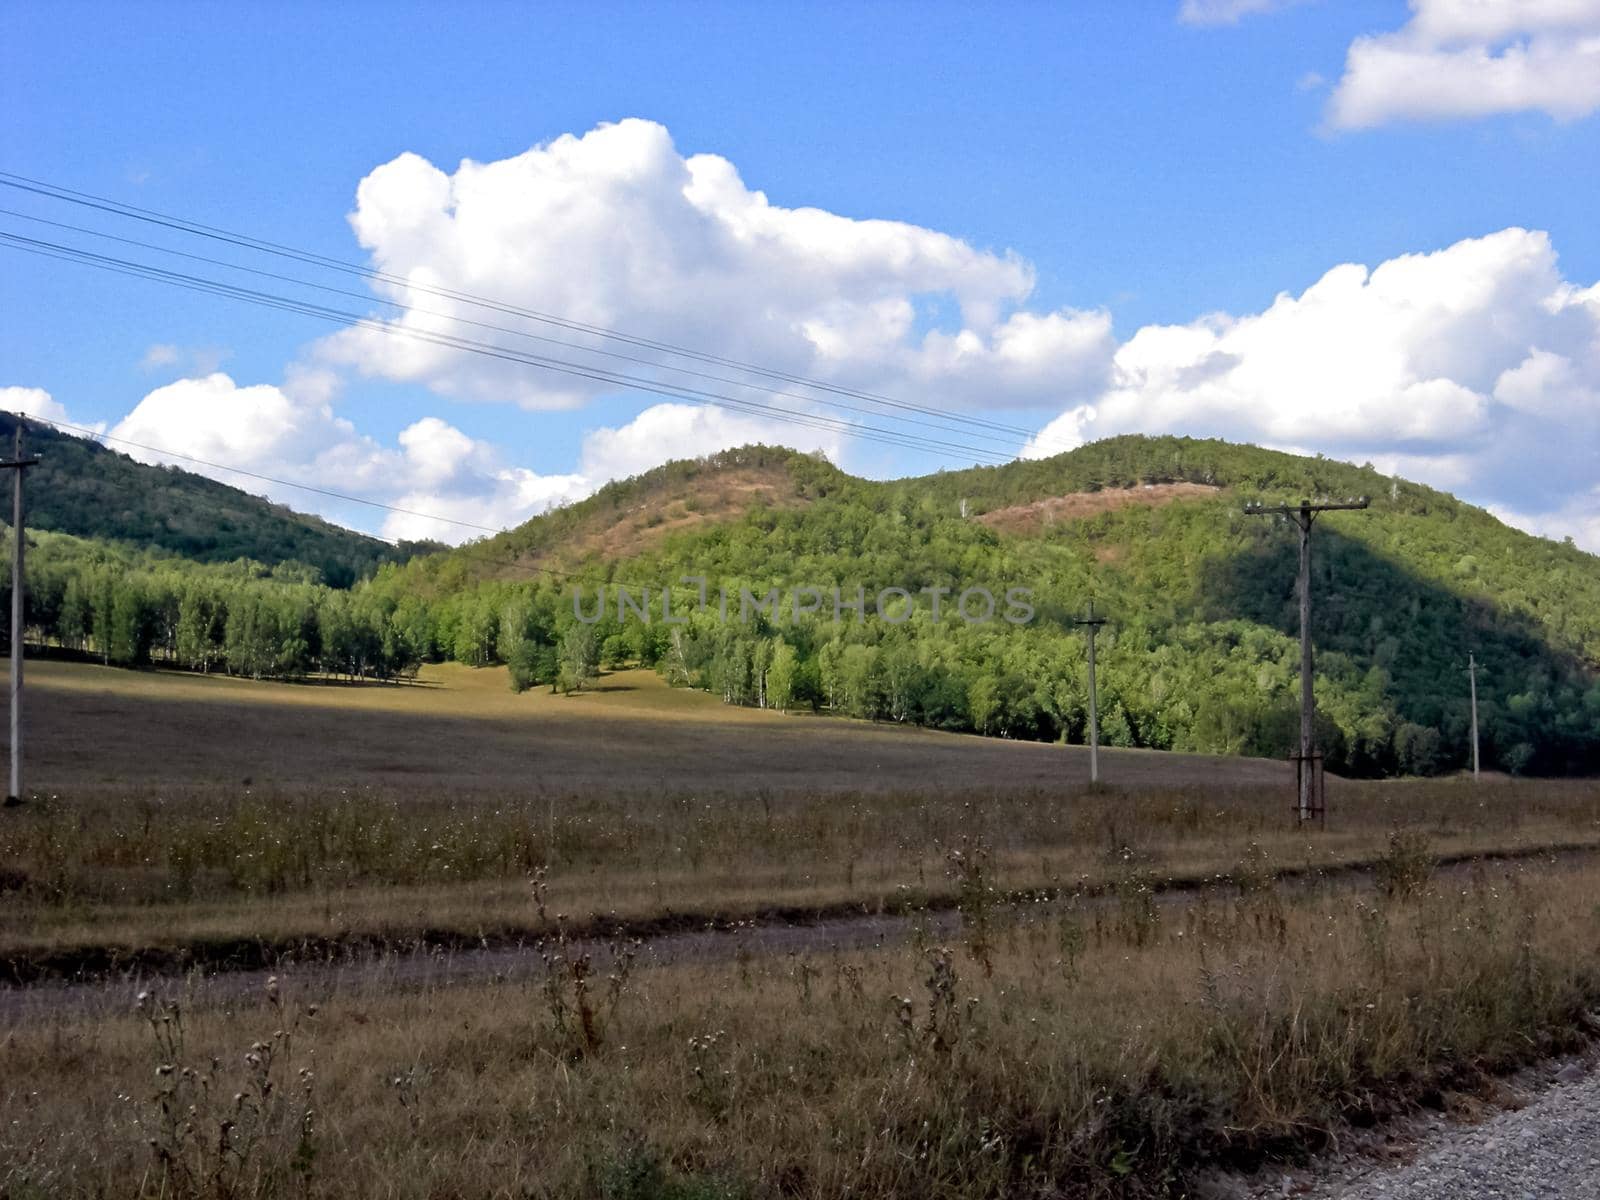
[0, 415, 437, 586]
[8, 531, 431, 680]
[7, 437, 1598, 778]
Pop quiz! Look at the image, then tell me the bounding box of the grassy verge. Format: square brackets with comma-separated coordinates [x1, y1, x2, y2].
[3, 780, 1598, 979]
[4, 850, 1598, 1198]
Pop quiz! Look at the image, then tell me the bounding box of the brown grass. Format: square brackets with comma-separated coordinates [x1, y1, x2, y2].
[4, 852, 1597, 1198]
[976, 483, 1221, 536]
[4, 763, 1597, 979]
[6, 661, 1599, 977]
[490, 466, 810, 577]
[6, 665, 1599, 1195]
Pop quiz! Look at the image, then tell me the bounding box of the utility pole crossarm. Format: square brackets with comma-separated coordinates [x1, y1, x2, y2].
[1242, 496, 1371, 519]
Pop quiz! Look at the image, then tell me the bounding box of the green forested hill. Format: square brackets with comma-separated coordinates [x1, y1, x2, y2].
[0, 415, 426, 585]
[390, 435, 1597, 776]
[16, 433, 1600, 778]
[397, 444, 846, 594]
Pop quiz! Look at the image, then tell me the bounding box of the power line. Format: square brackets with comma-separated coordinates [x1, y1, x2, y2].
[19, 412, 644, 592]
[32, 415, 504, 535]
[0, 170, 1086, 592]
[0, 230, 1019, 465]
[0, 170, 1077, 455]
[0, 207, 1056, 460]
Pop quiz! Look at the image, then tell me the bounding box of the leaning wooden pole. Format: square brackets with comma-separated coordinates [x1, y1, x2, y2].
[1468, 652, 1481, 782]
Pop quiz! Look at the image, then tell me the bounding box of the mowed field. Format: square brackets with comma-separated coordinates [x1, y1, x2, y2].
[15, 657, 1293, 796]
[6, 661, 1600, 1198]
[3, 656, 1597, 978]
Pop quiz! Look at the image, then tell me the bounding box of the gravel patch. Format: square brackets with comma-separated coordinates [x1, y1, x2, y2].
[1217, 1052, 1600, 1199]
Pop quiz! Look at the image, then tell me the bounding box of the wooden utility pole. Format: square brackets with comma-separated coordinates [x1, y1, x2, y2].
[3, 417, 40, 806]
[1074, 601, 1107, 785]
[1244, 495, 1369, 825]
[1467, 653, 1480, 782]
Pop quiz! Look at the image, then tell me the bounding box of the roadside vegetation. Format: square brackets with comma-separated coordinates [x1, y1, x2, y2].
[5, 845, 1598, 1198]
[4, 773, 1596, 981]
[4, 426, 1597, 1196]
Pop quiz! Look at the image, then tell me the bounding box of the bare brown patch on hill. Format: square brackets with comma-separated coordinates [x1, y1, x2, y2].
[494, 465, 809, 576]
[977, 481, 1222, 535]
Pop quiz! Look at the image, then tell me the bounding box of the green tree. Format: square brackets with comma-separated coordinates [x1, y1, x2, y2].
[768, 641, 798, 712]
[557, 622, 599, 693]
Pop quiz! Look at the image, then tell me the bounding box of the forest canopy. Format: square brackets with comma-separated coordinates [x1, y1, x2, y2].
[7, 435, 1598, 779]
[0, 414, 434, 586]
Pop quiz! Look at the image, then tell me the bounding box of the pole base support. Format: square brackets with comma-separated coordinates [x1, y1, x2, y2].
[1288, 751, 1326, 828]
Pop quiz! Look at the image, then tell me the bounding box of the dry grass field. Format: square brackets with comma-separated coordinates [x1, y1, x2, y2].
[5, 660, 1600, 1198]
[14, 657, 1292, 796]
[3, 659, 1598, 979]
[4, 849, 1598, 1198]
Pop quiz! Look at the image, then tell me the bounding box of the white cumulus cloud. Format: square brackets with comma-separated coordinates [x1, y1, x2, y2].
[380, 416, 591, 543]
[1328, 0, 1600, 128]
[107, 373, 586, 544]
[101, 373, 841, 546]
[112, 372, 387, 493]
[1026, 227, 1600, 550]
[318, 119, 1113, 414]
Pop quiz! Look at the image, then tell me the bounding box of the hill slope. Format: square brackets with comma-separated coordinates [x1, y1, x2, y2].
[16, 433, 1600, 778]
[388, 434, 1598, 777]
[0, 414, 424, 585]
[398, 444, 845, 594]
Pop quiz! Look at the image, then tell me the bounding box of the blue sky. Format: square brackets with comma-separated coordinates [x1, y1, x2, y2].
[3, 0, 1598, 547]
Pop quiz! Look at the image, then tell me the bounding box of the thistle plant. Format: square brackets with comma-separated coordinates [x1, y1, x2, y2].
[946, 837, 997, 977]
[539, 931, 639, 1057]
[137, 976, 318, 1199]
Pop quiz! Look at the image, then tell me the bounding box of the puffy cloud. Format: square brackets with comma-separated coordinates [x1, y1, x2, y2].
[1329, 0, 1600, 128]
[0, 385, 75, 426]
[319, 119, 1112, 413]
[1178, 0, 1307, 26]
[102, 374, 839, 546]
[112, 372, 386, 492]
[1026, 228, 1600, 551]
[380, 416, 590, 543]
[107, 373, 580, 544]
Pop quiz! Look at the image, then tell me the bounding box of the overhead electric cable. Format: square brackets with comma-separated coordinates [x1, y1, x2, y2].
[20, 412, 660, 591]
[0, 205, 1047, 458]
[0, 230, 1017, 464]
[34, 415, 505, 535]
[0, 170, 1075, 454]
